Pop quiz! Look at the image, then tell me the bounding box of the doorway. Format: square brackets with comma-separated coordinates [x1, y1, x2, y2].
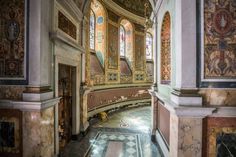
[58, 64, 75, 152]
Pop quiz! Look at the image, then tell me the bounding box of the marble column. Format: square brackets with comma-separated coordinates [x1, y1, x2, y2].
[171, 0, 202, 106]
[21, 0, 59, 156]
[79, 16, 90, 133]
[23, 0, 54, 101]
[150, 17, 158, 139]
[81, 17, 88, 84]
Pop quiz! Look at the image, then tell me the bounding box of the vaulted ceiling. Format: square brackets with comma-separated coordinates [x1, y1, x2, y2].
[112, 0, 153, 17]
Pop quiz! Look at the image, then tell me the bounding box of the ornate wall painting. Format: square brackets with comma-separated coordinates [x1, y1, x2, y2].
[135, 34, 145, 71]
[0, 0, 28, 84]
[58, 11, 77, 40]
[160, 12, 171, 84]
[199, 0, 236, 87]
[108, 23, 118, 69]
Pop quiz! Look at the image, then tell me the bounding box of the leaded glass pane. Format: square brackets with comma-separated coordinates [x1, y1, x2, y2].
[146, 33, 153, 60]
[90, 11, 95, 49]
[120, 26, 125, 57]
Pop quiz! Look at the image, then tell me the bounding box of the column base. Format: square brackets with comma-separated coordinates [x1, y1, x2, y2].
[23, 86, 53, 101]
[171, 88, 202, 106]
[80, 121, 89, 133]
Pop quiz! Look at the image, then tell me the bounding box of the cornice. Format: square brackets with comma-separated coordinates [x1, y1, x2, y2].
[50, 31, 85, 54]
[153, 91, 236, 118]
[102, 0, 146, 25]
[0, 98, 61, 111]
[57, 0, 83, 22]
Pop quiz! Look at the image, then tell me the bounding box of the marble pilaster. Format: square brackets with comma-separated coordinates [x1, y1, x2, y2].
[171, 0, 202, 106]
[80, 86, 91, 132]
[170, 115, 202, 157]
[23, 107, 55, 157]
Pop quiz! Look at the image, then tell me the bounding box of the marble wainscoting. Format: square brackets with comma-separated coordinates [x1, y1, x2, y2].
[23, 107, 55, 157]
[199, 89, 236, 106]
[0, 86, 25, 100]
[178, 118, 202, 157]
[204, 117, 236, 157]
[170, 116, 202, 157]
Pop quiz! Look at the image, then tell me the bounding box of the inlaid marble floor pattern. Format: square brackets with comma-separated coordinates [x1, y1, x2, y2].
[61, 106, 163, 157]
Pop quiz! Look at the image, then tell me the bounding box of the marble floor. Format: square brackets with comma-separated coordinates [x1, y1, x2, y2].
[61, 106, 163, 157]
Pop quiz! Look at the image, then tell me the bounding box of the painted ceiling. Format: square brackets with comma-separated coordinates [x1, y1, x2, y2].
[112, 0, 153, 17]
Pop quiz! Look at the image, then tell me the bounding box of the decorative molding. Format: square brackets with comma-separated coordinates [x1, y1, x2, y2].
[154, 91, 236, 118]
[0, 98, 60, 111]
[23, 86, 52, 93]
[153, 91, 226, 118]
[91, 83, 152, 90]
[88, 99, 151, 117]
[57, 0, 83, 22]
[209, 107, 236, 117]
[101, 0, 146, 25]
[171, 88, 200, 97]
[111, 0, 152, 17]
[58, 11, 77, 40]
[50, 31, 85, 53]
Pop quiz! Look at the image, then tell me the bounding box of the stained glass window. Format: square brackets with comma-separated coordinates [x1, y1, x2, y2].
[146, 33, 153, 60]
[90, 10, 95, 49]
[120, 25, 125, 57]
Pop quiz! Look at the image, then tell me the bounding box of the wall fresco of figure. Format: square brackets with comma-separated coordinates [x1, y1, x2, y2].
[135, 34, 145, 71]
[0, 0, 25, 78]
[108, 23, 118, 69]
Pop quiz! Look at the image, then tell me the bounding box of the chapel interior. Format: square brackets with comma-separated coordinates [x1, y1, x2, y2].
[0, 0, 236, 157]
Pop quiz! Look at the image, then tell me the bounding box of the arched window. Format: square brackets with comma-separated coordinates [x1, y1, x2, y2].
[90, 0, 106, 67]
[161, 12, 171, 84]
[119, 19, 133, 77]
[120, 25, 125, 57]
[146, 32, 153, 60]
[119, 19, 133, 61]
[90, 10, 95, 50]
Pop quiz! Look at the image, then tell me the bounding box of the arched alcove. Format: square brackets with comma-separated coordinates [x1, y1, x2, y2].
[160, 12, 171, 84]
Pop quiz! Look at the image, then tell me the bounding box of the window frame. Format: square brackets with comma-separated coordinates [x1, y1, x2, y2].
[119, 25, 126, 58]
[145, 32, 153, 61]
[89, 9, 96, 50]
